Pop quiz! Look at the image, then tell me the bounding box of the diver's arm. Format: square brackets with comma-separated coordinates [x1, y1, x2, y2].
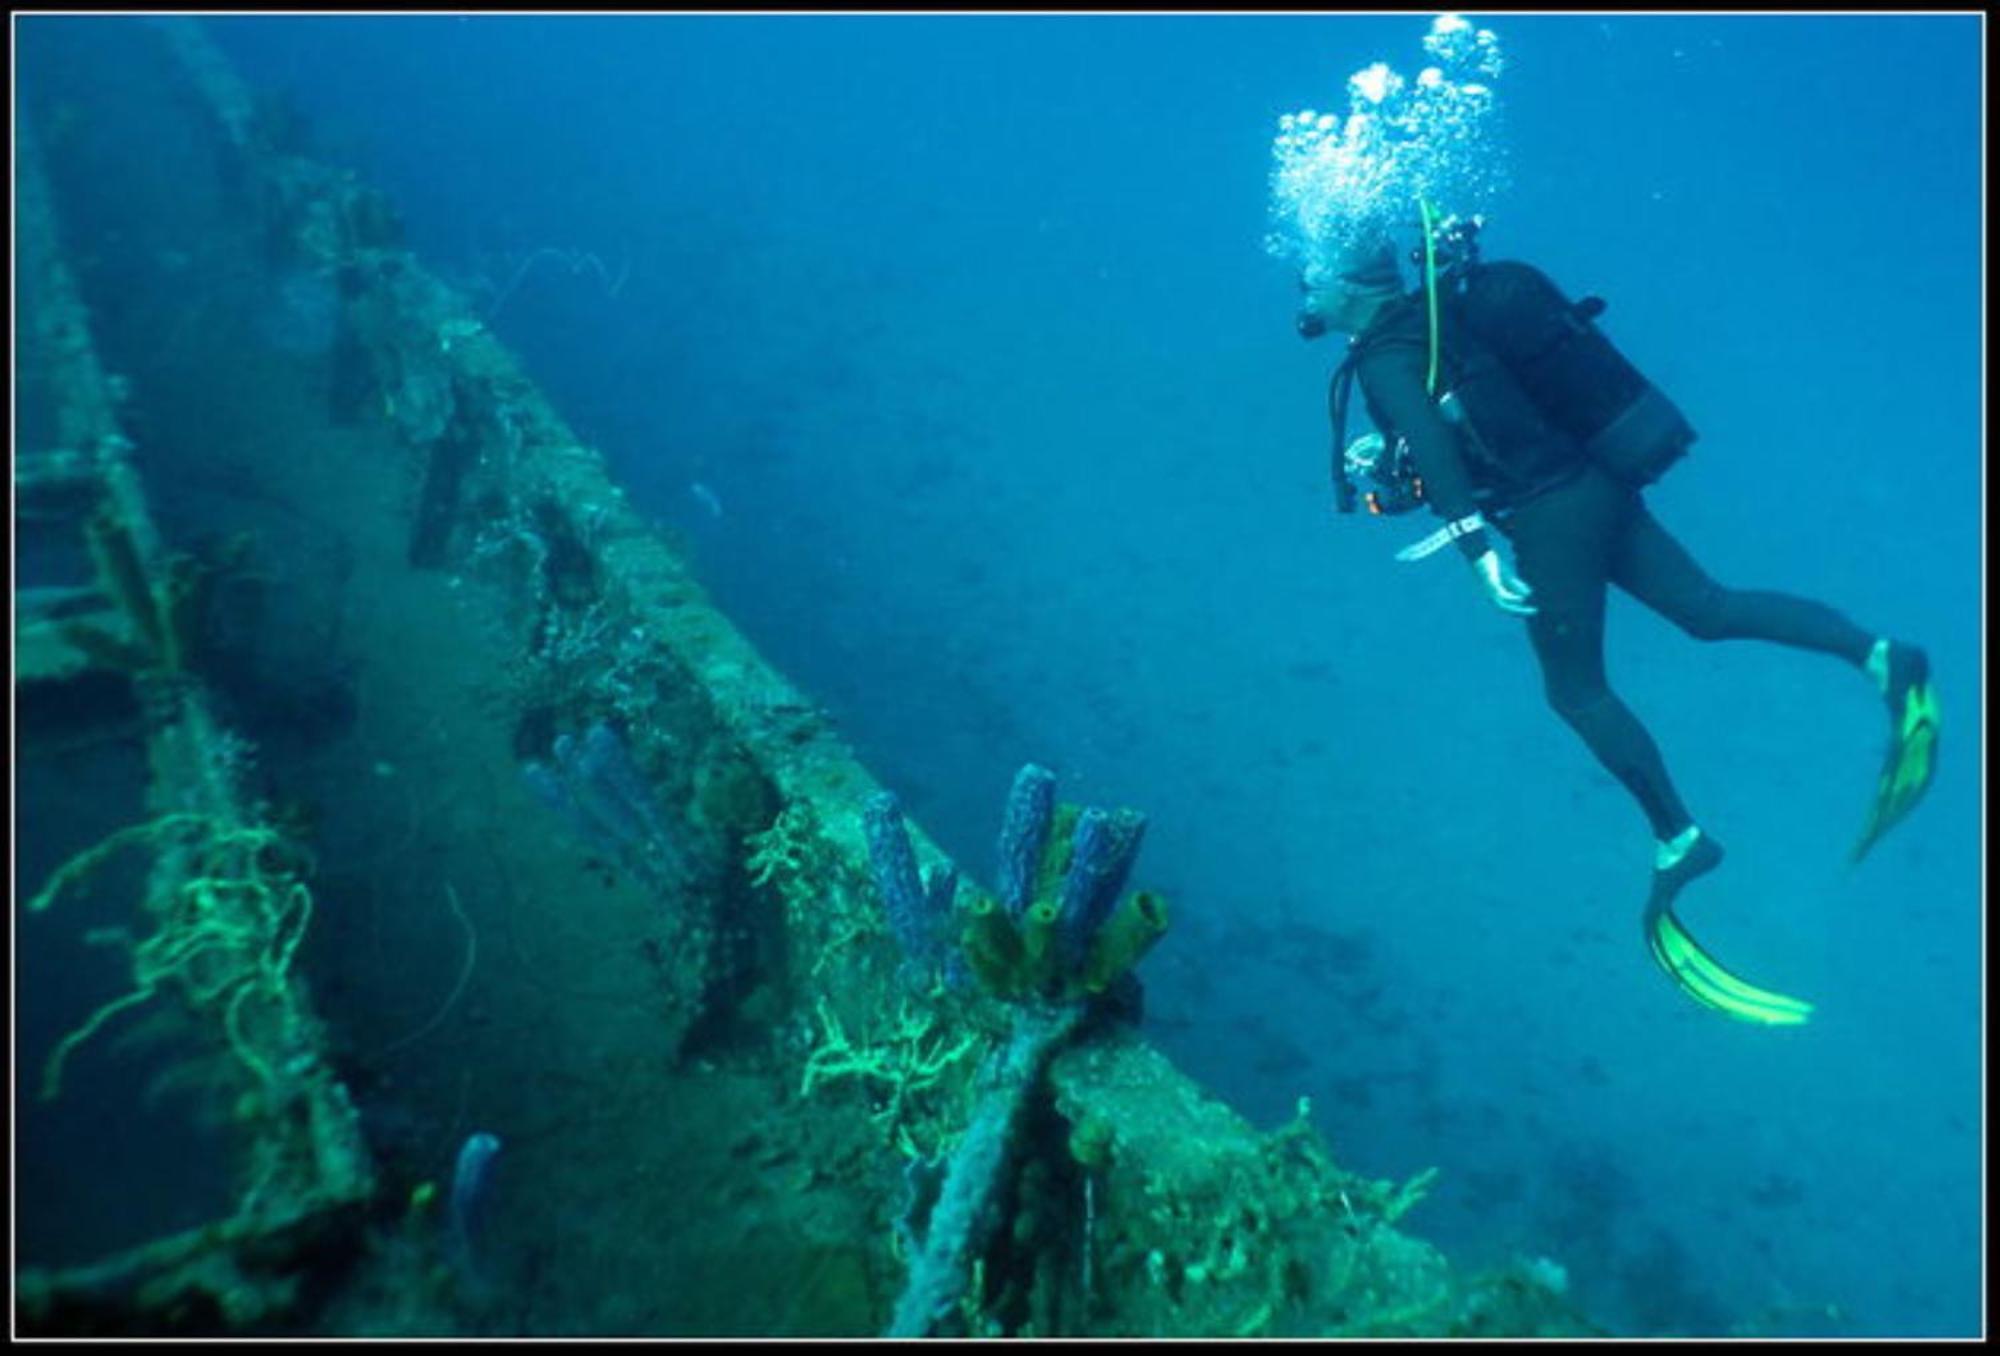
[1352, 348, 1489, 560]
[1355, 347, 1535, 616]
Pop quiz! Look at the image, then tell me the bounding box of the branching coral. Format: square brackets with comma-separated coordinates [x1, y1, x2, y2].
[745, 801, 818, 894]
[749, 800, 884, 977]
[32, 811, 317, 1101]
[799, 996, 978, 1156]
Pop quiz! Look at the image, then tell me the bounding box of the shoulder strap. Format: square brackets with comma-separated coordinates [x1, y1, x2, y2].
[1328, 352, 1361, 514]
[1328, 307, 1439, 515]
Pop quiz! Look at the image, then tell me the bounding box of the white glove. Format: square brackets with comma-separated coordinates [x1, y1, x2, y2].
[1472, 548, 1537, 616]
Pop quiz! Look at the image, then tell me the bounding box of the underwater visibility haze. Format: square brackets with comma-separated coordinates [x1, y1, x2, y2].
[13, 11, 1983, 1338]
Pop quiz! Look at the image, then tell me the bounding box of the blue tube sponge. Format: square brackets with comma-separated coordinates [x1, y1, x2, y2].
[923, 862, 960, 920]
[923, 863, 969, 991]
[521, 721, 683, 886]
[1056, 806, 1148, 969]
[573, 721, 668, 851]
[994, 764, 1056, 918]
[865, 791, 952, 982]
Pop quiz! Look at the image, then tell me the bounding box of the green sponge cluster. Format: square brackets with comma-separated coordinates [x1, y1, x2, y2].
[962, 886, 1168, 1003]
[955, 765, 1168, 1004]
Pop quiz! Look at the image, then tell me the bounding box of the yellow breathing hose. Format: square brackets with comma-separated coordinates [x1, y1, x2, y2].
[1419, 197, 1440, 396]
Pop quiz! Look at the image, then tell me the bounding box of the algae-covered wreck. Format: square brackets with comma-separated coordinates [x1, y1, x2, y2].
[13, 17, 1592, 1337]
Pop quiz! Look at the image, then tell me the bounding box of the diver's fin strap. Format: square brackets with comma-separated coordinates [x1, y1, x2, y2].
[1853, 680, 1941, 862]
[1643, 907, 1814, 1026]
[1394, 512, 1486, 563]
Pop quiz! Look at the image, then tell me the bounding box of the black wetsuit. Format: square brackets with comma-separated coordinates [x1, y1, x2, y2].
[1348, 293, 1876, 840]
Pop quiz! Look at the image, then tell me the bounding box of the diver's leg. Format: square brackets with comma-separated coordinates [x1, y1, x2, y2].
[1509, 475, 1696, 844]
[1524, 592, 1700, 845]
[1610, 504, 1875, 663]
[1613, 502, 1936, 860]
[1508, 476, 1785, 1018]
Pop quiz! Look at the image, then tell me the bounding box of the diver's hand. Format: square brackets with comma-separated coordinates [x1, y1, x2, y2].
[1471, 548, 1537, 616]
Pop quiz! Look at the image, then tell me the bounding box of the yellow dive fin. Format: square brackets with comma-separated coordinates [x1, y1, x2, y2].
[1644, 905, 1813, 1026]
[1853, 678, 1940, 863]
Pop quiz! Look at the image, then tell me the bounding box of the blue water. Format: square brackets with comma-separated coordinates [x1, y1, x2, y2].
[198, 13, 1985, 1337]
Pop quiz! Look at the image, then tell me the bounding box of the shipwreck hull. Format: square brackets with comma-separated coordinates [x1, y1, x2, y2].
[13, 17, 1587, 1338]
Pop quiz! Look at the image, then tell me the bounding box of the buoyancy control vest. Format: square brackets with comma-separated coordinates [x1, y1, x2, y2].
[1450, 260, 1696, 488]
[1330, 252, 1697, 514]
[1330, 292, 1583, 515]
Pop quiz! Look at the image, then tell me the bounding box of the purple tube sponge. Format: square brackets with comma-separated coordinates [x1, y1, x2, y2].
[1056, 806, 1148, 968]
[571, 721, 670, 856]
[924, 863, 970, 991]
[865, 791, 953, 983]
[923, 862, 960, 918]
[522, 721, 683, 887]
[994, 763, 1056, 918]
[520, 759, 577, 822]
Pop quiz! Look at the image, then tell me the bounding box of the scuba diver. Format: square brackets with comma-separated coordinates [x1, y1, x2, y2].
[1297, 213, 1941, 1025]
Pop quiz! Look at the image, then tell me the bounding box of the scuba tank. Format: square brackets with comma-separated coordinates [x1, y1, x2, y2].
[1442, 223, 1697, 487]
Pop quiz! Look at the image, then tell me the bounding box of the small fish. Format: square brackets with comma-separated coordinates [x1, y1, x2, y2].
[689, 481, 724, 520]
